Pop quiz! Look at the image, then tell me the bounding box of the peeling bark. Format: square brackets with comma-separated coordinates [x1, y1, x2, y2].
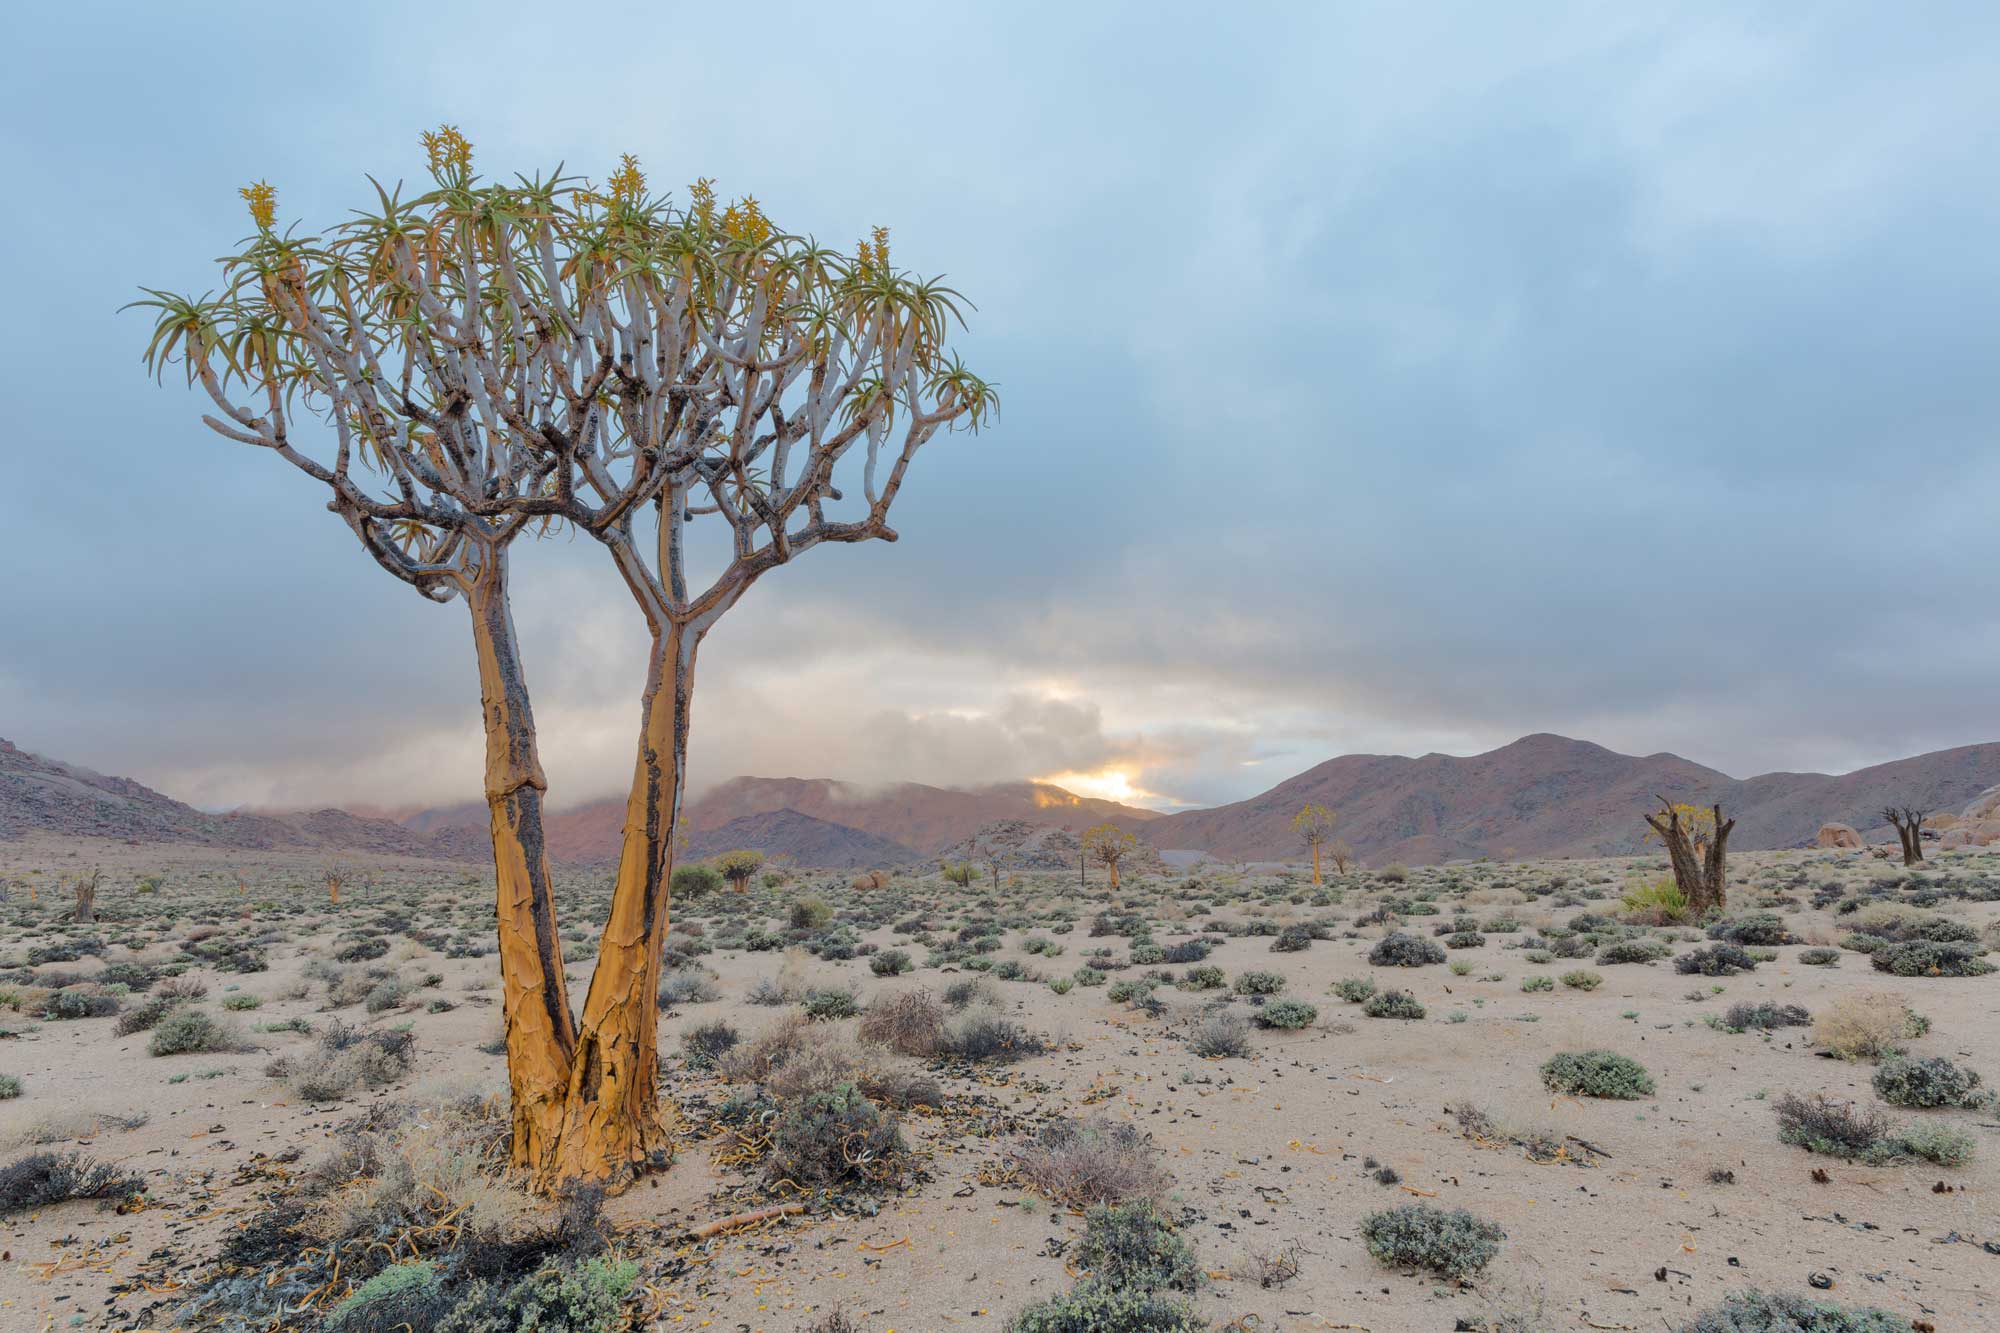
[468, 550, 578, 1170]
[534, 624, 696, 1190]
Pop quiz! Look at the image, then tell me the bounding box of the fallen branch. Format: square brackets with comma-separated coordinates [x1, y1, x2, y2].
[688, 1202, 806, 1239]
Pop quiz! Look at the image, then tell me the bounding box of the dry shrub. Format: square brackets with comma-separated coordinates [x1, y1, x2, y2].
[0, 1151, 143, 1216]
[1009, 1116, 1171, 1208]
[857, 988, 945, 1056]
[269, 1021, 415, 1102]
[723, 1014, 938, 1108]
[1815, 992, 1921, 1062]
[305, 1096, 528, 1244]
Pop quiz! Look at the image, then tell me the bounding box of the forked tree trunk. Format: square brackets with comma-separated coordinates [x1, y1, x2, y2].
[72, 879, 96, 923]
[467, 553, 578, 1170]
[534, 623, 697, 1190]
[1645, 800, 1736, 918]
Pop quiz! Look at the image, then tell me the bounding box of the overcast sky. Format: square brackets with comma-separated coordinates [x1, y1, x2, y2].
[3, 1, 1997, 814]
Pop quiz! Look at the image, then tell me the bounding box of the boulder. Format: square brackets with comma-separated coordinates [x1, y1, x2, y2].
[1961, 784, 2000, 822]
[1815, 823, 1864, 850]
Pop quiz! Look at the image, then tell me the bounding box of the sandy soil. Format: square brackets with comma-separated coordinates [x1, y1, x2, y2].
[0, 835, 1994, 1332]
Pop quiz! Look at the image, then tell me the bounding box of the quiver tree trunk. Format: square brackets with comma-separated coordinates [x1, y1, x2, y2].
[1310, 841, 1322, 885]
[468, 552, 578, 1171]
[533, 624, 698, 1191]
[1882, 808, 1926, 866]
[71, 874, 97, 923]
[1645, 799, 1735, 918]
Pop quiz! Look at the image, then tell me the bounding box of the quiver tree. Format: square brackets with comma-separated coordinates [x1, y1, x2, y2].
[138, 128, 992, 1192]
[1290, 803, 1337, 884]
[1642, 798, 1735, 918]
[1327, 839, 1357, 875]
[1882, 806, 1928, 866]
[1082, 823, 1136, 891]
[712, 849, 764, 894]
[70, 869, 100, 924]
[321, 858, 350, 907]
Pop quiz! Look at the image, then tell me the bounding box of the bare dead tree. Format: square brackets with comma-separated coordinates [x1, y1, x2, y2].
[1083, 823, 1136, 892]
[1643, 797, 1736, 918]
[138, 129, 991, 1191]
[321, 858, 351, 907]
[1881, 806, 1928, 866]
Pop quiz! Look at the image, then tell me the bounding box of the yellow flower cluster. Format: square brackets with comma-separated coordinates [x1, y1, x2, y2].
[422, 124, 473, 176]
[607, 153, 646, 204]
[240, 179, 277, 230]
[858, 224, 890, 269]
[720, 194, 772, 244]
[688, 176, 717, 223]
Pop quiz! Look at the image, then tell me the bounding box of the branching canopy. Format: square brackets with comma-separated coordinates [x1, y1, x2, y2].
[134, 128, 996, 619]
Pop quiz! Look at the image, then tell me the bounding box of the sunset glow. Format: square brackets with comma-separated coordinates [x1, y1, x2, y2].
[1033, 766, 1160, 806]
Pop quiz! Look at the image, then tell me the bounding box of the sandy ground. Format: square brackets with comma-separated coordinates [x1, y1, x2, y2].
[0, 835, 1995, 1332]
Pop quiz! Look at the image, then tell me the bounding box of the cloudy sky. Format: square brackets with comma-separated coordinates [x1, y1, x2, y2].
[4, 1, 1998, 815]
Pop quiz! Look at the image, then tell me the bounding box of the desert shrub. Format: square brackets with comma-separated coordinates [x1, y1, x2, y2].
[0, 1074, 19, 1099]
[1597, 937, 1671, 965]
[857, 989, 945, 1057]
[1188, 1011, 1251, 1058]
[1873, 1053, 1988, 1109]
[1009, 1117, 1169, 1207]
[1620, 878, 1689, 923]
[1774, 1093, 1889, 1158]
[269, 1021, 415, 1101]
[325, 1260, 450, 1333]
[1798, 947, 1841, 966]
[437, 1255, 640, 1333]
[1540, 1050, 1653, 1099]
[364, 975, 416, 1013]
[1233, 969, 1286, 996]
[1255, 999, 1318, 1030]
[802, 987, 859, 1021]
[1006, 1283, 1203, 1333]
[1377, 864, 1409, 883]
[1363, 989, 1425, 1020]
[1074, 1199, 1200, 1293]
[1269, 925, 1313, 953]
[1361, 1203, 1502, 1281]
[869, 948, 913, 977]
[1707, 913, 1795, 946]
[1160, 939, 1211, 964]
[42, 988, 120, 1020]
[767, 1081, 903, 1188]
[1674, 1290, 1909, 1333]
[1333, 975, 1377, 1002]
[334, 937, 390, 964]
[1723, 1001, 1811, 1032]
[0, 1151, 143, 1215]
[155, 974, 208, 1001]
[1048, 976, 1074, 995]
[655, 967, 720, 1006]
[1129, 943, 1166, 965]
[671, 863, 724, 900]
[1893, 1119, 1975, 1167]
[1673, 943, 1756, 976]
[679, 1020, 740, 1071]
[789, 896, 835, 931]
[148, 1007, 236, 1056]
[1816, 993, 1928, 1062]
[115, 998, 172, 1035]
[943, 1008, 1046, 1063]
[1870, 940, 1994, 977]
[221, 993, 262, 1011]
[1445, 931, 1485, 949]
[1369, 932, 1445, 967]
[99, 962, 159, 992]
[1072, 966, 1106, 987]
[1180, 964, 1225, 990]
[1520, 975, 1554, 993]
[1560, 969, 1602, 991]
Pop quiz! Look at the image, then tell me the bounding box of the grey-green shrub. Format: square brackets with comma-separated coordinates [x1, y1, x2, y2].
[1361, 1203, 1502, 1281]
[148, 1008, 234, 1056]
[1872, 1053, 1987, 1109]
[1363, 989, 1425, 1020]
[1674, 1289, 1909, 1333]
[1255, 999, 1318, 1030]
[1233, 970, 1286, 996]
[1540, 1050, 1653, 1099]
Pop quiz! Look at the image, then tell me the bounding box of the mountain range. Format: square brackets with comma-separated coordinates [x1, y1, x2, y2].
[5, 732, 1996, 868]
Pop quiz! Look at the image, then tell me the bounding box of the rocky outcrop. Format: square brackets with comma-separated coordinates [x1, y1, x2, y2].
[1816, 823, 1864, 849]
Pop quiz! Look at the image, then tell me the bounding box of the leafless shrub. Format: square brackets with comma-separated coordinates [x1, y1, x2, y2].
[1008, 1116, 1170, 1208]
[857, 988, 946, 1057]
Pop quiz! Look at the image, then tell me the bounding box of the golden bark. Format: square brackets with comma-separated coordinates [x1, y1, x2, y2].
[534, 625, 694, 1190]
[467, 554, 579, 1170]
[1310, 842, 1321, 885]
[1108, 859, 1121, 892]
